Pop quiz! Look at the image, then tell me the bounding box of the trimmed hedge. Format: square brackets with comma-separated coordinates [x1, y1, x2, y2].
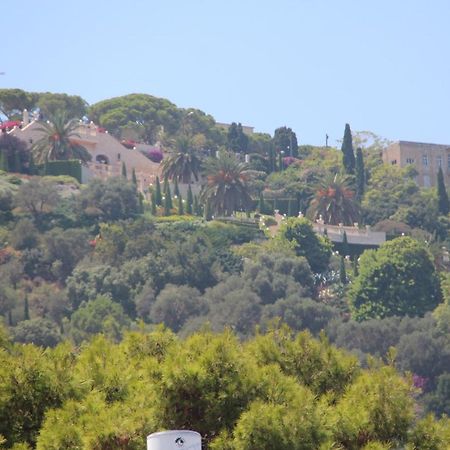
[37, 160, 82, 183]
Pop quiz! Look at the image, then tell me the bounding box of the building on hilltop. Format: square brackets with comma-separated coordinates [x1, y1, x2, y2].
[383, 141, 450, 188]
[9, 113, 161, 192]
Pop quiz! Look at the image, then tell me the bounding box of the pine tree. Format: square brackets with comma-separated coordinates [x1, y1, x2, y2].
[341, 123, 355, 174]
[186, 185, 193, 214]
[178, 193, 184, 215]
[339, 256, 348, 284]
[355, 147, 365, 201]
[132, 168, 137, 185]
[24, 295, 30, 320]
[437, 166, 449, 215]
[151, 191, 157, 215]
[155, 176, 162, 206]
[121, 162, 127, 178]
[174, 177, 180, 197]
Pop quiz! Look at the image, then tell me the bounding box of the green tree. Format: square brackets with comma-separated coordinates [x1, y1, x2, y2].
[150, 284, 204, 332]
[36, 92, 87, 119]
[355, 146, 365, 201]
[273, 126, 298, 157]
[278, 217, 332, 273]
[437, 166, 449, 215]
[131, 167, 137, 185]
[0, 134, 30, 173]
[69, 295, 130, 344]
[151, 190, 157, 214]
[177, 193, 184, 215]
[78, 177, 140, 221]
[350, 237, 442, 320]
[155, 176, 162, 206]
[307, 173, 360, 225]
[32, 112, 91, 164]
[12, 318, 61, 347]
[200, 151, 252, 216]
[341, 123, 355, 174]
[0, 88, 36, 119]
[161, 136, 202, 183]
[186, 184, 193, 214]
[164, 183, 173, 215]
[173, 177, 180, 196]
[121, 161, 127, 178]
[227, 122, 249, 153]
[339, 256, 348, 284]
[14, 178, 59, 223]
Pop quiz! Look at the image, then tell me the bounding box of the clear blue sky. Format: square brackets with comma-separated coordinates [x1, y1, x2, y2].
[2, 0, 450, 146]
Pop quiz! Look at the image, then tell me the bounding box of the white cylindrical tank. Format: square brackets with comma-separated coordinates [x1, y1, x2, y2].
[147, 430, 201, 450]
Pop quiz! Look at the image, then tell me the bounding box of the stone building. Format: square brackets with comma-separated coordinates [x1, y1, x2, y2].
[383, 141, 450, 188]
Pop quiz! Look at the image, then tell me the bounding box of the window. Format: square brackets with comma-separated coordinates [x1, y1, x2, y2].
[391, 159, 397, 165]
[423, 175, 431, 187]
[406, 158, 415, 164]
[422, 155, 429, 167]
[437, 156, 442, 167]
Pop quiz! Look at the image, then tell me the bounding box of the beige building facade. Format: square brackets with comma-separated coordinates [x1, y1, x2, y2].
[383, 141, 450, 188]
[10, 120, 162, 192]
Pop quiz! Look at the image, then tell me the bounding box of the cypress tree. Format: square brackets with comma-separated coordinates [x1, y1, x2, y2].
[0, 151, 7, 172]
[278, 152, 283, 171]
[121, 162, 127, 178]
[186, 185, 193, 214]
[178, 193, 184, 215]
[339, 256, 348, 284]
[164, 183, 173, 210]
[138, 192, 144, 213]
[437, 166, 449, 215]
[28, 153, 36, 175]
[164, 188, 172, 216]
[355, 147, 365, 201]
[14, 151, 21, 173]
[24, 295, 30, 320]
[155, 176, 162, 206]
[204, 200, 212, 220]
[258, 192, 266, 214]
[342, 230, 350, 257]
[353, 257, 359, 277]
[163, 175, 169, 195]
[288, 199, 294, 217]
[174, 177, 180, 197]
[193, 195, 200, 216]
[132, 168, 137, 185]
[151, 191, 157, 215]
[341, 123, 355, 174]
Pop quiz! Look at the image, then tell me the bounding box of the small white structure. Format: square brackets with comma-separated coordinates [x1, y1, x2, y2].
[147, 430, 201, 450]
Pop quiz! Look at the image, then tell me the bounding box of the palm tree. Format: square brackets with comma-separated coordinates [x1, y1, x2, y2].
[307, 173, 360, 225]
[200, 151, 252, 216]
[161, 136, 202, 183]
[32, 112, 91, 164]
